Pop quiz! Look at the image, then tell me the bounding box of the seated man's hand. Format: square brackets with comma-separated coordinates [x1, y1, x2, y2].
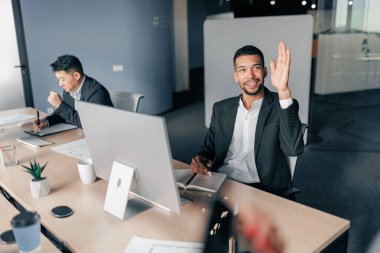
[191, 155, 212, 175]
[48, 91, 62, 108]
[33, 119, 47, 131]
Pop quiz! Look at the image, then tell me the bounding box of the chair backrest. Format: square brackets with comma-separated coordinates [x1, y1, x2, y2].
[289, 123, 309, 179]
[109, 91, 144, 112]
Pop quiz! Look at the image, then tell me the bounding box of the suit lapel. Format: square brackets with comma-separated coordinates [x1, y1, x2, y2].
[80, 76, 89, 101]
[254, 87, 273, 157]
[223, 96, 240, 151]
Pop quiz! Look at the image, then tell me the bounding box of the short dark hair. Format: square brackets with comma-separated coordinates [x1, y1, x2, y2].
[50, 55, 84, 75]
[233, 45, 265, 68]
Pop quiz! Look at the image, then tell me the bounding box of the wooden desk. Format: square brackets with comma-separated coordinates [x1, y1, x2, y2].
[0, 194, 60, 253]
[0, 108, 350, 253]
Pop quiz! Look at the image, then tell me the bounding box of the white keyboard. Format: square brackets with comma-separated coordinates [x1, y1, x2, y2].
[17, 136, 53, 148]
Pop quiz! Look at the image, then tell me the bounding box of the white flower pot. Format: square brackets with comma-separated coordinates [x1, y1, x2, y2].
[30, 177, 50, 198]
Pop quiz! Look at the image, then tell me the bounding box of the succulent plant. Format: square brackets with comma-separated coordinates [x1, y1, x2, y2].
[21, 159, 48, 181]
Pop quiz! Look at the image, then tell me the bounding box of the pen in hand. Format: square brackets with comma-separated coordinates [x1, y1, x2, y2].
[200, 156, 212, 177]
[36, 110, 40, 126]
[202, 168, 212, 177]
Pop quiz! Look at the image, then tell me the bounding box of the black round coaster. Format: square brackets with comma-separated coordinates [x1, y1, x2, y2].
[0, 230, 15, 244]
[51, 206, 74, 218]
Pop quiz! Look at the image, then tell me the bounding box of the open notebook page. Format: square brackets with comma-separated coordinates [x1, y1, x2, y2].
[187, 172, 226, 192]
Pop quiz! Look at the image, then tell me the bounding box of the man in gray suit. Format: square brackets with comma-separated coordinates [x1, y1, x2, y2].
[191, 41, 304, 197]
[33, 55, 113, 129]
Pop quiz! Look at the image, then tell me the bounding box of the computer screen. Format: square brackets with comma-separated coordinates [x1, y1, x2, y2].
[76, 101, 181, 214]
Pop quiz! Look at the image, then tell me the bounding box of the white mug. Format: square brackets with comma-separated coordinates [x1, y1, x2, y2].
[77, 159, 96, 184]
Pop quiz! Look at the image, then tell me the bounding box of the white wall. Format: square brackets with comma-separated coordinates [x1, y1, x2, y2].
[0, 0, 25, 110]
[20, 0, 173, 115]
[204, 15, 314, 127]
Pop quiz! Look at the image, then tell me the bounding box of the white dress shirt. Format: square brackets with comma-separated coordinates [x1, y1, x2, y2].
[70, 76, 86, 101]
[218, 96, 293, 183]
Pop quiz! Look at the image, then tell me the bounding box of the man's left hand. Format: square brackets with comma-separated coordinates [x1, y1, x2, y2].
[270, 41, 291, 99]
[48, 91, 62, 108]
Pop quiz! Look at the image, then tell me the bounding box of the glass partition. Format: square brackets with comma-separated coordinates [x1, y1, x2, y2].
[311, 0, 380, 151]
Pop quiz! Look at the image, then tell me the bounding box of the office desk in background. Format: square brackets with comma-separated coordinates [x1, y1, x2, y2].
[0, 108, 350, 253]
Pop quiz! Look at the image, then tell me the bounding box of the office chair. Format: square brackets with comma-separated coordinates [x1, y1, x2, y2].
[283, 123, 309, 201]
[109, 91, 144, 112]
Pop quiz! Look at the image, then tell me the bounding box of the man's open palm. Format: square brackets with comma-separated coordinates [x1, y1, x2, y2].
[270, 41, 291, 92]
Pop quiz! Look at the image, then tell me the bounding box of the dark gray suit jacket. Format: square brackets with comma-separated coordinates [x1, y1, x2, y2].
[197, 87, 304, 190]
[46, 76, 113, 128]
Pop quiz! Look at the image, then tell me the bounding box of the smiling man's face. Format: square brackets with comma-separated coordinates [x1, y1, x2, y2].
[234, 54, 267, 97]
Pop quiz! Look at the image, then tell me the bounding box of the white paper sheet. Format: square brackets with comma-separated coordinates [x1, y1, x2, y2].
[0, 114, 34, 127]
[51, 138, 91, 160]
[124, 236, 204, 253]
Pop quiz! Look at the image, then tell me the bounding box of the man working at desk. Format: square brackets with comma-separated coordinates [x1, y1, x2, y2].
[191, 41, 304, 198]
[33, 55, 113, 129]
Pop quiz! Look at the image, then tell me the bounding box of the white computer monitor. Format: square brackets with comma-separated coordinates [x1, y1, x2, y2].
[76, 101, 181, 214]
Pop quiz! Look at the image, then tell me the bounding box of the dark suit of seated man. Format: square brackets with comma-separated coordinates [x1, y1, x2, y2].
[191, 41, 304, 198]
[33, 55, 113, 129]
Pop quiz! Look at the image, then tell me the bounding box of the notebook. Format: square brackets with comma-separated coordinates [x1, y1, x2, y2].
[17, 136, 53, 148]
[25, 123, 77, 137]
[174, 169, 226, 193]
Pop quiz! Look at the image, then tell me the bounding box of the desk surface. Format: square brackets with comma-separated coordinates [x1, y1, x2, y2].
[0, 108, 350, 253]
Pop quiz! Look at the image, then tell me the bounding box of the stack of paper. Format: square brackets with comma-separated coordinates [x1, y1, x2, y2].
[0, 114, 34, 127]
[124, 236, 204, 253]
[51, 138, 91, 160]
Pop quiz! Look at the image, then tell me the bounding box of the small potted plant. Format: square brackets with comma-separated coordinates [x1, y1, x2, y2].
[21, 159, 50, 198]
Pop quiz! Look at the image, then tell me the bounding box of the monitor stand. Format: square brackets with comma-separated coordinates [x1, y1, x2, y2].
[104, 161, 152, 220]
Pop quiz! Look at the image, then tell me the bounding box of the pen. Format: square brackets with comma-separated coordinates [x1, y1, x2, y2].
[200, 156, 212, 177]
[36, 111, 40, 126]
[203, 168, 212, 177]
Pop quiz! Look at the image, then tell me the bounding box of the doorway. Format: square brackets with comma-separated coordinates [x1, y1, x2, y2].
[0, 0, 33, 111]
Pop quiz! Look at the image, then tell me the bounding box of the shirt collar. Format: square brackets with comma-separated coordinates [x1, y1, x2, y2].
[70, 75, 86, 100]
[239, 97, 263, 112]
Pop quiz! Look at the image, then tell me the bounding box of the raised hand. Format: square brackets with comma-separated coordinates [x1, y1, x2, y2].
[270, 41, 291, 99]
[47, 91, 62, 108]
